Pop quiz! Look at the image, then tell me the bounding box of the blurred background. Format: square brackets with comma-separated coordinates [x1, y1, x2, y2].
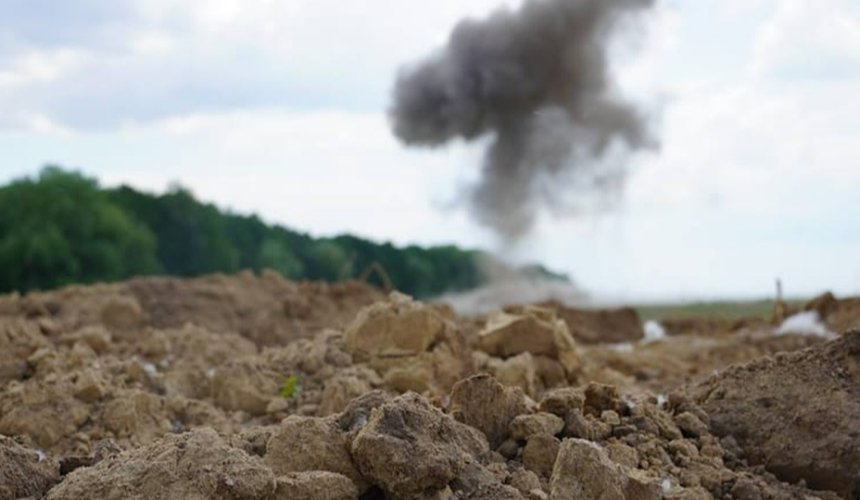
[1, 0, 858, 308]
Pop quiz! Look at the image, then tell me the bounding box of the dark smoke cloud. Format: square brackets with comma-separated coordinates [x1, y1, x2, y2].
[390, 0, 658, 238]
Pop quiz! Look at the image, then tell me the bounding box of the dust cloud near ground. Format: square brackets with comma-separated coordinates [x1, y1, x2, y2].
[1, 272, 858, 499]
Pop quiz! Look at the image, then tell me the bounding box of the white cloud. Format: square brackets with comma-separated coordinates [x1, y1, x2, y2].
[0, 48, 87, 89]
[4, 107, 488, 247]
[752, 0, 860, 79]
[716, 0, 773, 17]
[129, 31, 178, 56]
[0, 0, 529, 130]
[14, 112, 76, 136]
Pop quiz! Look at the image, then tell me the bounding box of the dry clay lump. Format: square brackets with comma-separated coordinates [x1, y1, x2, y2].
[693, 330, 860, 498]
[46, 427, 279, 500]
[352, 393, 510, 499]
[1, 435, 60, 499]
[0, 319, 50, 384]
[265, 414, 367, 491]
[473, 307, 588, 399]
[536, 301, 646, 344]
[275, 472, 357, 500]
[450, 374, 531, 448]
[477, 306, 575, 359]
[46, 426, 357, 500]
[476, 306, 581, 380]
[343, 292, 469, 393]
[265, 389, 521, 499]
[550, 438, 660, 500]
[344, 292, 446, 359]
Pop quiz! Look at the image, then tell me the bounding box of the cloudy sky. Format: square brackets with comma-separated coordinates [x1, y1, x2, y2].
[1, 0, 859, 301]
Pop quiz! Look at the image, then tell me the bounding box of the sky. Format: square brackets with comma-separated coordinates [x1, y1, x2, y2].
[1, 0, 859, 301]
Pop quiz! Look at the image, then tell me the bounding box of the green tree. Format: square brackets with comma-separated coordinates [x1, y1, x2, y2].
[0, 166, 564, 298]
[260, 236, 304, 278]
[109, 185, 239, 276]
[0, 167, 160, 292]
[306, 241, 350, 281]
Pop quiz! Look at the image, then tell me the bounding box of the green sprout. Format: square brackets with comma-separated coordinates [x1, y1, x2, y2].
[279, 375, 301, 398]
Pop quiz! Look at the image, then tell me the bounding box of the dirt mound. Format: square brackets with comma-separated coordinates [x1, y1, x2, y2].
[478, 306, 576, 358]
[126, 272, 382, 346]
[658, 317, 764, 337]
[1, 274, 857, 498]
[533, 301, 645, 344]
[691, 331, 860, 497]
[0, 271, 382, 348]
[343, 292, 471, 394]
[46, 427, 278, 500]
[470, 306, 608, 399]
[38, 372, 833, 500]
[584, 330, 827, 393]
[0, 318, 50, 384]
[0, 291, 465, 457]
[1, 435, 60, 499]
[352, 393, 500, 498]
[803, 292, 860, 333]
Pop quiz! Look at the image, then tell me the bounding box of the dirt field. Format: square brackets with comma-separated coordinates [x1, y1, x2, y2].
[1, 272, 858, 499]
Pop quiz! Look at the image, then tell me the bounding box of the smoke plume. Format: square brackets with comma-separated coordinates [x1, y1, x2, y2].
[390, 0, 658, 238]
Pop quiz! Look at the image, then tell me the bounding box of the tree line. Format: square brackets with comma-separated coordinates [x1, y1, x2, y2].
[0, 167, 565, 296]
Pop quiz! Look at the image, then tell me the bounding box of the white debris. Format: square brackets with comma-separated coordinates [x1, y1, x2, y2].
[622, 394, 637, 411]
[35, 449, 47, 462]
[643, 320, 666, 343]
[349, 413, 368, 431]
[656, 394, 667, 407]
[610, 342, 634, 353]
[224, 476, 235, 487]
[661, 478, 673, 493]
[142, 362, 157, 375]
[776, 311, 835, 338]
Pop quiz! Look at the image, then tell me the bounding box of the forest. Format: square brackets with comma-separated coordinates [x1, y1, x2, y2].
[0, 167, 565, 297]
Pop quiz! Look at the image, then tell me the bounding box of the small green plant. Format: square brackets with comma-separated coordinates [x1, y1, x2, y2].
[279, 375, 301, 398]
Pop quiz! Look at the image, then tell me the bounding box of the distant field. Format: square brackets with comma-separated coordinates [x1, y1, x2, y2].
[634, 298, 806, 321]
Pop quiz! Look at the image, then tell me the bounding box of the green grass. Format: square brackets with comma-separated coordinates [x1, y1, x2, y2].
[634, 299, 806, 322]
[279, 375, 301, 398]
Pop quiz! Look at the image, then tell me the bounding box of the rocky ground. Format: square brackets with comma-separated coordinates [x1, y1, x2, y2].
[0, 271, 858, 499]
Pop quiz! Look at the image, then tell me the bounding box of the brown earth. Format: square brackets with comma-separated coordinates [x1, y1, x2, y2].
[690, 331, 860, 498]
[803, 292, 860, 333]
[0, 273, 856, 499]
[533, 301, 646, 344]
